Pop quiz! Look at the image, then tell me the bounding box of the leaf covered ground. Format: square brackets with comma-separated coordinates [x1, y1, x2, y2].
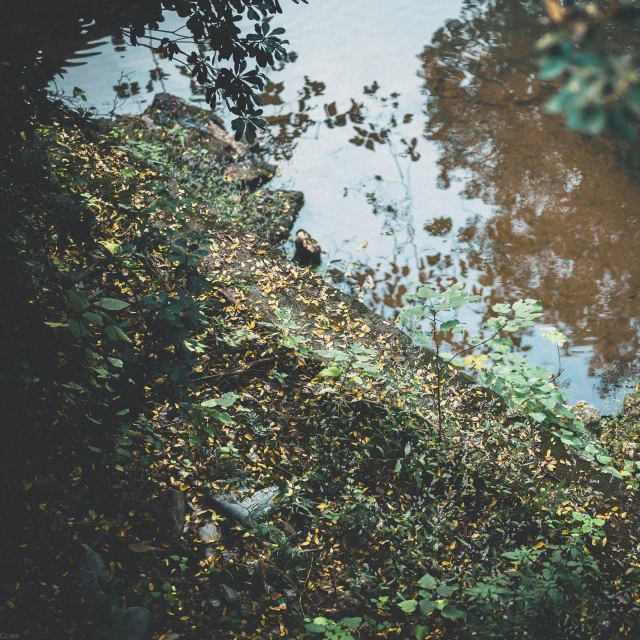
[2, 95, 640, 640]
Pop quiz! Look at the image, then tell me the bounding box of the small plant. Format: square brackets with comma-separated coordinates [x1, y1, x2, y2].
[314, 343, 381, 413]
[396, 283, 585, 443]
[304, 616, 362, 639]
[261, 307, 311, 356]
[396, 572, 465, 634]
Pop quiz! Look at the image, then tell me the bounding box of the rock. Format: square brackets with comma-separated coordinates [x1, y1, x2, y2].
[79, 547, 109, 611]
[198, 521, 220, 558]
[222, 161, 277, 190]
[154, 489, 185, 539]
[208, 598, 223, 613]
[206, 122, 249, 163]
[222, 549, 241, 564]
[113, 607, 152, 640]
[140, 93, 246, 164]
[622, 442, 638, 460]
[249, 189, 305, 245]
[241, 600, 254, 616]
[294, 229, 322, 267]
[207, 486, 280, 526]
[571, 401, 600, 428]
[198, 521, 220, 543]
[221, 583, 239, 604]
[327, 267, 345, 283]
[284, 589, 297, 602]
[623, 391, 640, 417]
[145, 92, 222, 128]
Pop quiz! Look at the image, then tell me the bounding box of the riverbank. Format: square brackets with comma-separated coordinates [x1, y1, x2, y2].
[2, 94, 640, 639]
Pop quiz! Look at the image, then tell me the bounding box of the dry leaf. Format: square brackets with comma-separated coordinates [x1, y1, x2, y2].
[544, 0, 565, 24]
[128, 542, 159, 553]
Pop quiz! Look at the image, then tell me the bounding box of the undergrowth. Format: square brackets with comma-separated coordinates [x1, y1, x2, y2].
[1, 96, 640, 640]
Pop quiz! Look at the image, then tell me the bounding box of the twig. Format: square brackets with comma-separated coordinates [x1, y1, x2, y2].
[191, 357, 275, 383]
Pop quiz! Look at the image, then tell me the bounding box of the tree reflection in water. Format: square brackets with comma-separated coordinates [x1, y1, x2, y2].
[420, 0, 640, 395]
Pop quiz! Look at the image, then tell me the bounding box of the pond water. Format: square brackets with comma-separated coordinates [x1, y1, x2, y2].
[51, 0, 640, 411]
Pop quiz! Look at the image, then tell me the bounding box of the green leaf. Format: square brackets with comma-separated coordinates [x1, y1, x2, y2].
[65, 290, 90, 312]
[319, 365, 343, 378]
[398, 599, 418, 613]
[567, 105, 606, 136]
[208, 410, 235, 425]
[105, 324, 132, 343]
[529, 412, 547, 423]
[411, 332, 432, 347]
[68, 318, 90, 339]
[440, 319, 462, 332]
[418, 573, 438, 590]
[539, 55, 570, 80]
[82, 312, 104, 326]
[44, 322, 68, 328]
[304, 623, 326, 633]
[340, 617, 362, 630]
[441, 605, 465, 620]
[216, 392, 240, 407]
[414, 625, 430, 640]
[419, 598, 437, 615]
[97, 297, 130, 311]
[436, 585, 457, 597]
[416, 286, 437, 299]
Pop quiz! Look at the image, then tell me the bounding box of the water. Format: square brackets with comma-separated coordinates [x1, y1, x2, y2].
[50, 0, 640, 411]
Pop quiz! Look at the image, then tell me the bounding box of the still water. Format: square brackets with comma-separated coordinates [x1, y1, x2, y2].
[52, 0, 640, 411]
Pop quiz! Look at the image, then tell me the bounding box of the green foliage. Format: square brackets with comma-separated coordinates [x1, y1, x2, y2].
[537, 2, 640, 139]
[396, 283, 615, 462]
[304, 616, 361, 639]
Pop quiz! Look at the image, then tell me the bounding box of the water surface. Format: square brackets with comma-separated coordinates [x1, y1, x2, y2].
[51, 0, 640, 411]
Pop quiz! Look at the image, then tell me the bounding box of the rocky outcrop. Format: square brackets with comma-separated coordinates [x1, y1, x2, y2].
[80, 546, 152, 639]
[223, 160, 277, 190]
[113, 607, 152, 640]
[205, 485, 280, 526]
[248, 189, 305, 244]
[79, 546, 109, 612]
[571, 401, 601, 430]
[153, 489, 185, 539]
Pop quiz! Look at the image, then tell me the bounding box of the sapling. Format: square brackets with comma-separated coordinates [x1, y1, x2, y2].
[396, 283, 576, 441]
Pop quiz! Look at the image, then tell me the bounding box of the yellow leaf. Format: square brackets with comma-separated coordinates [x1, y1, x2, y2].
[544, 0, 565, 23]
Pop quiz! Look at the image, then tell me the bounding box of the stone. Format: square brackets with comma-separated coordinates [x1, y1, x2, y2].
[571, 401, 600, 428]
[294, 229, 322, 267]
[207, 486, 280, 526]
[198, 521, 220, 543]
[79, 546, 109, 611]
[622, 442, 638, 460]
[284, 589, 297, 602]
[145, 92, 222, 128]
[623, 391, 640, 417]
[208, 598, 223, 613]
[221, 583, 239, 604]
[249, 189, 305, 245]
[154, 489, 185, 539]
[222, 161, 277, 190]
[113, 606, 152, 640]
[198, 521, 220, 558]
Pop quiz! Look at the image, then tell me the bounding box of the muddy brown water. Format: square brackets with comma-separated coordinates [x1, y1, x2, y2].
[50, 0, 640, 411]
